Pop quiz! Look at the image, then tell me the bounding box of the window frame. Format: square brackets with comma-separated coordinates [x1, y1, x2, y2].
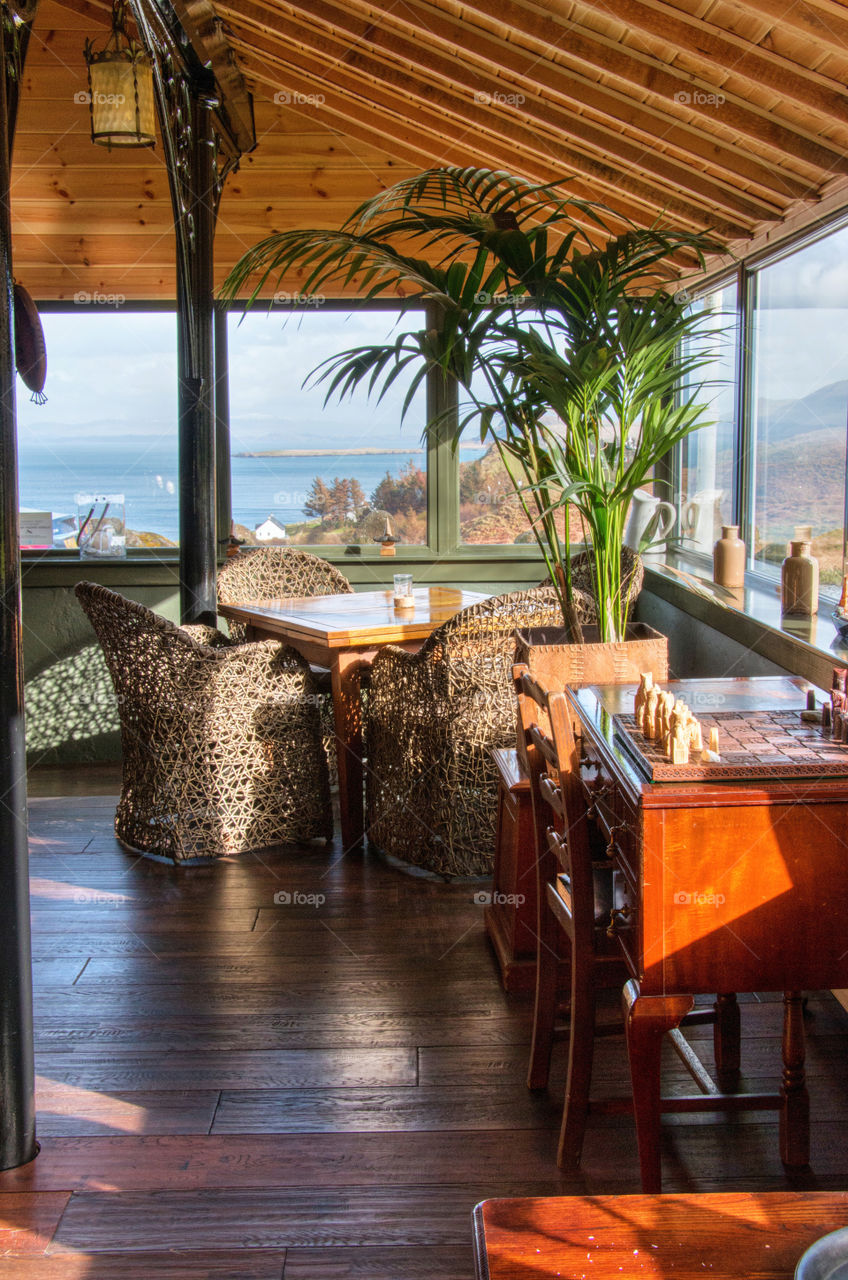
[674, 209, 848, 599]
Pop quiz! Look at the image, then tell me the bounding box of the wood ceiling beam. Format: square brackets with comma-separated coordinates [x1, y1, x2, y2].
[170, 0, 257, 153]
[449, 0, 848, 180]
[254, 0, 789, 222]
[565, 0, 848, 123]
[228, 54, 643, 244]
[219, 5, 752, 237]
[725, 0, 848, 51]
[317, 0, 825, 203]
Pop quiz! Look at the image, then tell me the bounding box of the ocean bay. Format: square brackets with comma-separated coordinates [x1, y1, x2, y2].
[17, 437, 484, 545]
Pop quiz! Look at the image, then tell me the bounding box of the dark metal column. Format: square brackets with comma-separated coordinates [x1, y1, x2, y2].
[214, 301, 232, 561]
[175, 91, 217, 624]
[0, 0, 38, 1172]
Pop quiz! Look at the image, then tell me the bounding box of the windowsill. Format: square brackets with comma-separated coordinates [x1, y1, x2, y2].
[644, 548, 848, 681]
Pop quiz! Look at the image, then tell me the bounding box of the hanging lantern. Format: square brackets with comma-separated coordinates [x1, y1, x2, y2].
[83, 0, 156, 149]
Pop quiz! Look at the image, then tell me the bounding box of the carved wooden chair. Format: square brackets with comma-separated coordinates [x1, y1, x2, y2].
[76, 582, 332, 863]
[515, 665, 745, 1182]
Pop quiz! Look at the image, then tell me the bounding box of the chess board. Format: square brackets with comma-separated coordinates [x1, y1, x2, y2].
[614, 709, 848, 782]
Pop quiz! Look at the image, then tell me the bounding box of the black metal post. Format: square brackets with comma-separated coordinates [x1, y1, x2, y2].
[0, 1, 37, 1171]
[177, 95, 217, 624]
[214, 301, 231, 561]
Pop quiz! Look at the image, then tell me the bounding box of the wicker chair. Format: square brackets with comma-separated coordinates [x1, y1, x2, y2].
[217, 547, 353, 641]
[75, 582, 332, 863]
[365, 586, 572, 878]
[217, 548, 354, 784]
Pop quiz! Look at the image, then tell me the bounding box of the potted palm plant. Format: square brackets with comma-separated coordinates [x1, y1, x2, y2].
[222, 167, 725, 651]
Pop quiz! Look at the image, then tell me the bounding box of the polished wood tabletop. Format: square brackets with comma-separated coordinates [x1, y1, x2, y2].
[473, 1190, 848, 1280]
[218, 586, 489, 649]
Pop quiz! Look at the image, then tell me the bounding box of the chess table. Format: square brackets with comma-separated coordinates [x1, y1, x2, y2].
[615, 707, 848, 782]
[567, 675, 848, 1192]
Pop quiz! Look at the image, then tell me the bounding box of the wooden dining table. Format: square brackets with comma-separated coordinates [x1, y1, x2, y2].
[473, 1190, 848, 1280]
[218, 586, 489, 850]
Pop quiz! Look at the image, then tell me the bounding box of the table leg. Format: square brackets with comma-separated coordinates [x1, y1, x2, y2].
[331, 652, 365, 850]
[780, 990, 810, 1168]
[623, 980, 694, 1193]
[714, 992, 741, 1087]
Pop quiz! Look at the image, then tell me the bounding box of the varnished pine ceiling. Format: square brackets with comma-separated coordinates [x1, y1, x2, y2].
[11, 0, 848, 299]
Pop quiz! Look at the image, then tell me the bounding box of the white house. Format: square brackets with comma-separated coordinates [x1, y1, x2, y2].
[253, 515, 288, 543]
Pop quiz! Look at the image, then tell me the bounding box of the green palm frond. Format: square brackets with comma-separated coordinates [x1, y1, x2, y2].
[221, 165, 730, 641]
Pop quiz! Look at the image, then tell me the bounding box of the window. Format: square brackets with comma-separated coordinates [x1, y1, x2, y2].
[749, 229, 848, 590]
[226, 309, 430, 547]
[17, 310, 178, 549]
[676, 279, 738, 556]
[677, 216, 848, 601]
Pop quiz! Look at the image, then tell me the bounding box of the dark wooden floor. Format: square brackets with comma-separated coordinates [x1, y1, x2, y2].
[3, 771, 848, 1277]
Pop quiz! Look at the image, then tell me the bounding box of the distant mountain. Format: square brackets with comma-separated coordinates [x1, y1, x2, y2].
[757, 378, 848, 442]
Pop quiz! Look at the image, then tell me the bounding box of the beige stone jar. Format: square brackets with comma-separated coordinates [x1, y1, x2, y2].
[781, 539, 819, 616]
[713, 525, 746, 589]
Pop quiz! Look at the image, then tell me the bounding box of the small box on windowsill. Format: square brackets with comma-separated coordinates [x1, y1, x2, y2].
[20, 509, 52, 548]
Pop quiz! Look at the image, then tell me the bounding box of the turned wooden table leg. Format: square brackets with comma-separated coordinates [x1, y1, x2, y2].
[623, 981, 694, 1193]
[780, 989, 810, 1168]
[714, 992, 741, 1087]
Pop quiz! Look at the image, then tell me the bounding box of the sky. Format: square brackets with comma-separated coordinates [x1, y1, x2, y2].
[15, 221, 848, 450]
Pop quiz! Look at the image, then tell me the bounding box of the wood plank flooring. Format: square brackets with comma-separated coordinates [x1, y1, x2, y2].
[3, 776, 848, 1277]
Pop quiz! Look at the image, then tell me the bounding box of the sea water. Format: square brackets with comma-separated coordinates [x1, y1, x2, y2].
[18, 437, 484, 545]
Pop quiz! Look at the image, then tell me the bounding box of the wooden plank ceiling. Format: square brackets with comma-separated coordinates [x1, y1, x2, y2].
[10, 0, 848, 300]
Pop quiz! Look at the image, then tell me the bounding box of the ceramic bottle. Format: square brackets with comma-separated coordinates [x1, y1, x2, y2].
[713, 525, 745, 589]
[781, 539, 819, 616]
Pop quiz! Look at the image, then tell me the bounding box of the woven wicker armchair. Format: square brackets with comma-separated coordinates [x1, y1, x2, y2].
[75, 582, 332, 863]
[365, 586, 567, 878]
[217, 547, 353, 641]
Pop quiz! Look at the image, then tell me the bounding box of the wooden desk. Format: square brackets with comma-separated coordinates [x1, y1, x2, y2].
[219, 587, 488, 850]
[473, 1190, 848, 1280]
[567, 676, 848, 1191]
